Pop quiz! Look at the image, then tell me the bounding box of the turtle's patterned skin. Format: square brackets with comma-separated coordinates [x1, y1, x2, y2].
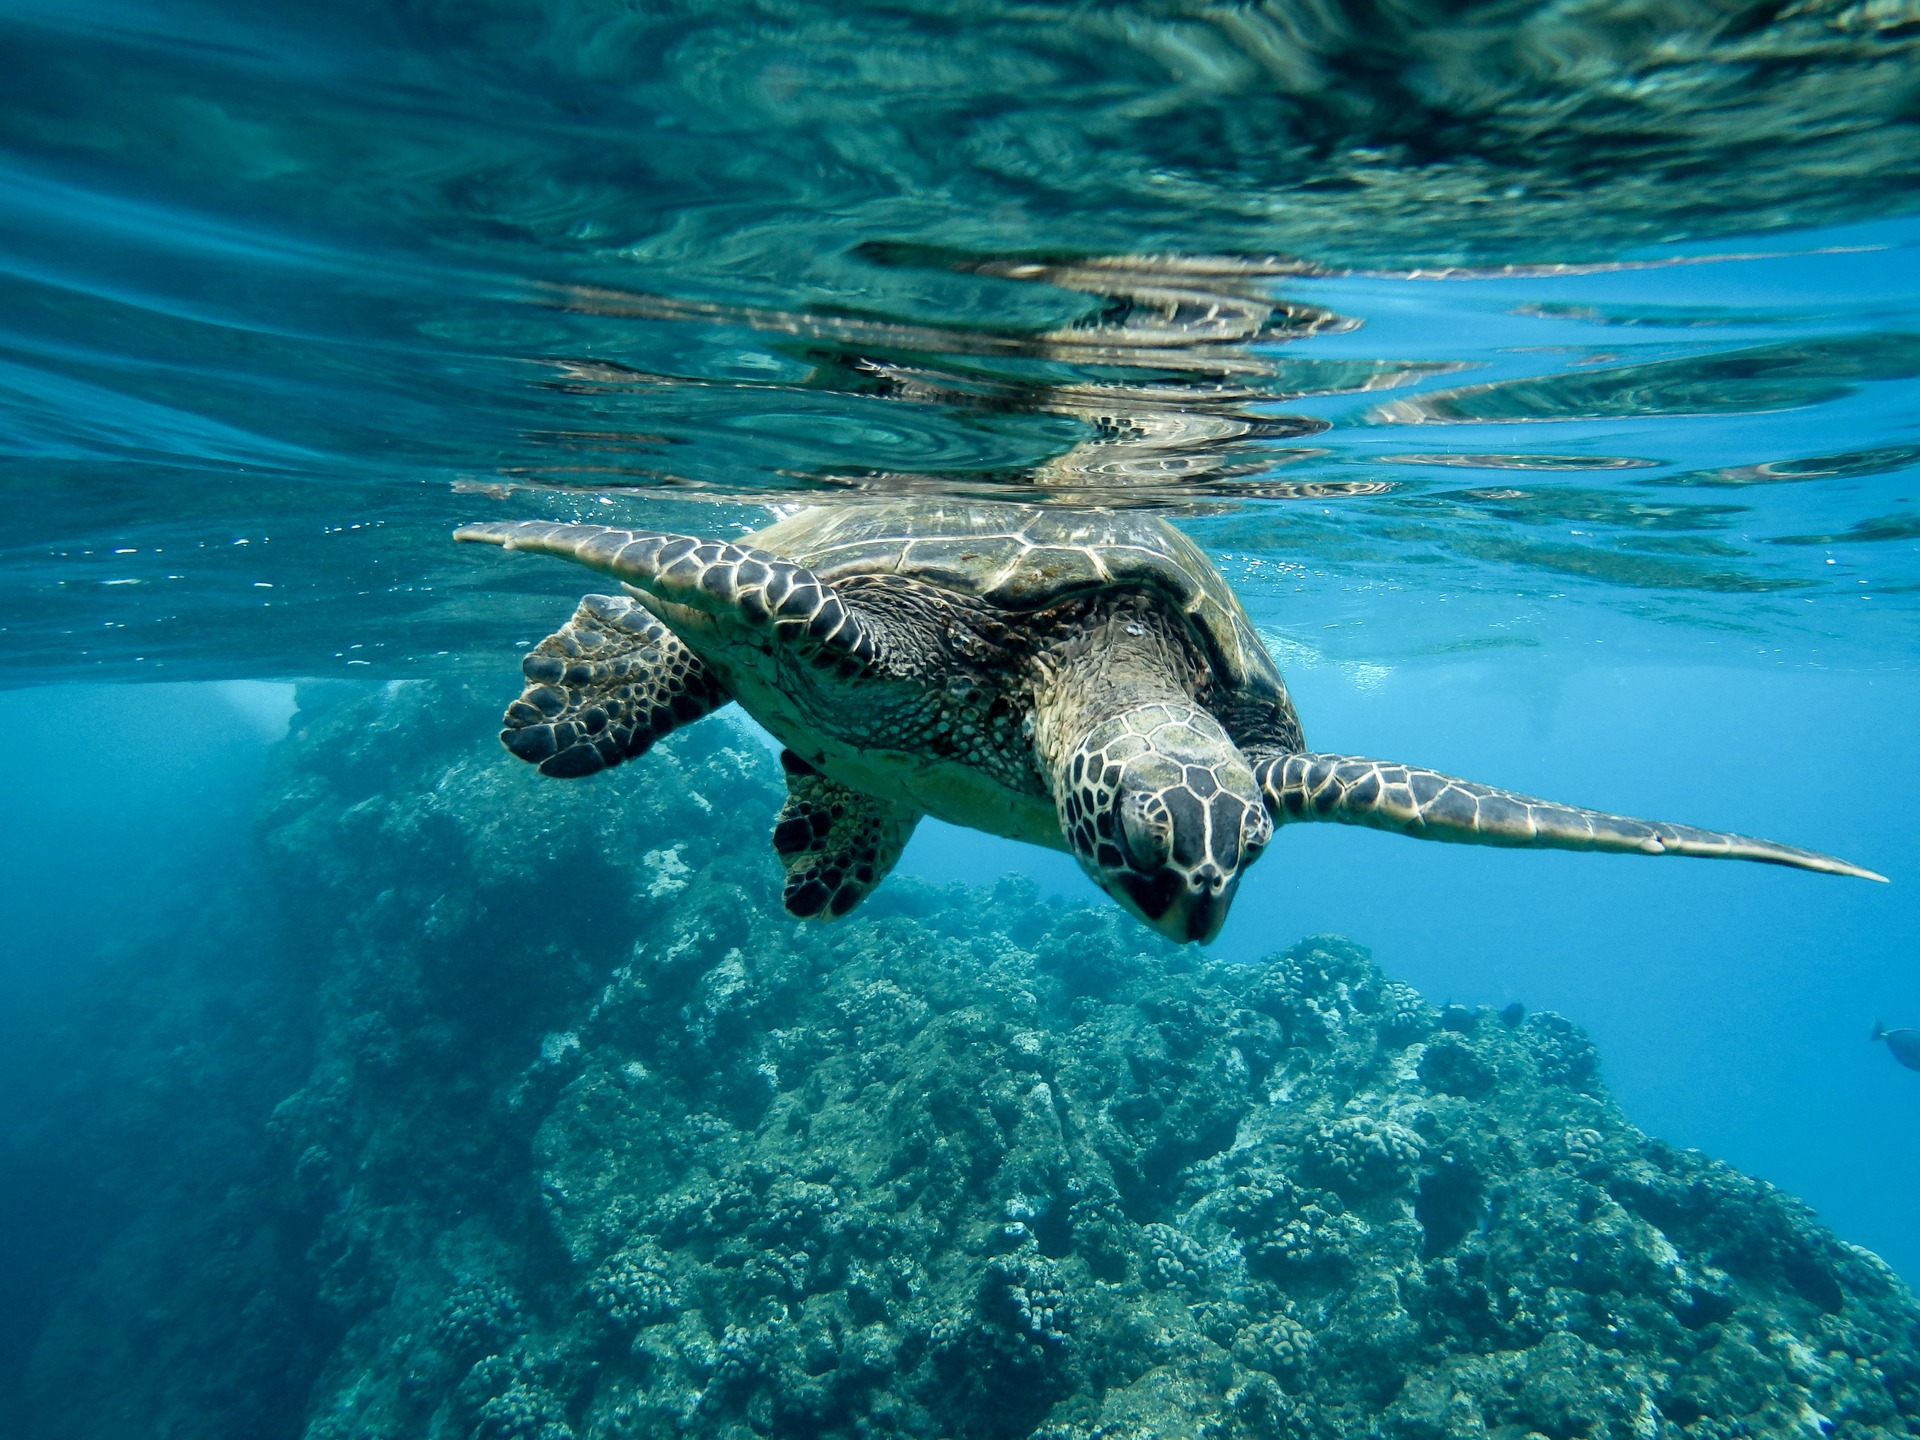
[1257, 754, 1868, 870]
[771, 751, 920, 919]
[457, 502, 1881, 943]
[503, 594, 727, 778]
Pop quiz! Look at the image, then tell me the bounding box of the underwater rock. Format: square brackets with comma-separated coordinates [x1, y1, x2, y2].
[11, 680, 1920, 1440]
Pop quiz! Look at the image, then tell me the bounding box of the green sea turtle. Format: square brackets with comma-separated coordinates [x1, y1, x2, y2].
[455, 502, 1880, 943]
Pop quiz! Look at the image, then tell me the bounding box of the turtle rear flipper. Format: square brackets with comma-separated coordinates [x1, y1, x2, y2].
[772, 752, 920, 919]
[504, 594, 730, 779]
[1253, 752, 1884, 881]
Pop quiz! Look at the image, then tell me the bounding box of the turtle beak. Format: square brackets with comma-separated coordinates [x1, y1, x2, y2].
[1184, 869, 1231, 943]
[1175, 864, 1236, 944]
[1117, 864, 1238, 944]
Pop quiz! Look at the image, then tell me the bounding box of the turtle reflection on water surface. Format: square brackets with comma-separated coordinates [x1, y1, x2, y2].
[456, 502, 1881, 944]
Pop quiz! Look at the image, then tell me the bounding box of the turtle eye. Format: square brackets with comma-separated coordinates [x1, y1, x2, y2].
[1118, 793, 1173, 874]
[1240, 805, 1272, 860]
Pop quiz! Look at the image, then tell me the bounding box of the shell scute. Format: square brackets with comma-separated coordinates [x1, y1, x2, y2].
[750, 500, 1290, 710]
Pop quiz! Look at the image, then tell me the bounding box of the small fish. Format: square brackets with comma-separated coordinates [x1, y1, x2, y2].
[1870, 1021, 1920, 1072]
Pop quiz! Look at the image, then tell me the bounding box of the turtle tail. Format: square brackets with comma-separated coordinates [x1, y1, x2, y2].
[1251, 752, 1885, 882]
[1872, 1020, 1888, 1044]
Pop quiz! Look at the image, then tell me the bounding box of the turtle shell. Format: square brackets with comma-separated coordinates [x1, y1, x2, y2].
[751, 501, 1290, 710]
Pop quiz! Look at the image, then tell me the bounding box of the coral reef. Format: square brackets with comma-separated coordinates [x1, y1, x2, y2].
[9, 680, 1919, 1440]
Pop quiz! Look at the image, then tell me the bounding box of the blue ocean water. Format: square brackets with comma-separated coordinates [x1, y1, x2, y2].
[4, 0, 1920, 1434]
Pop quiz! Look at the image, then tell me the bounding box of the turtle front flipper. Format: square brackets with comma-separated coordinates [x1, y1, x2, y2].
[504, 594, 730, 778]
[1251, 752, 1884, 881]
[772, 751, 920, 919]
[456, 521, 881, 672]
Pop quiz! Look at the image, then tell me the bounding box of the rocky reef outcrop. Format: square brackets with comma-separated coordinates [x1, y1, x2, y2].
[11, 680, 1919, 1440]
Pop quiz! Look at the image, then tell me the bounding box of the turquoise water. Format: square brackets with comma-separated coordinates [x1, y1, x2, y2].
[4, 1, 1920, 1435]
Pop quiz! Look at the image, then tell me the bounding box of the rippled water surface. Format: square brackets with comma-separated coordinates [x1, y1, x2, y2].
[5, 0, 1920, 1419]
[4, 0, 1920, 678]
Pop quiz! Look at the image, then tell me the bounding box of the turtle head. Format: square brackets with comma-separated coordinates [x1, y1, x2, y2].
[1056, 703, 1271, 944]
